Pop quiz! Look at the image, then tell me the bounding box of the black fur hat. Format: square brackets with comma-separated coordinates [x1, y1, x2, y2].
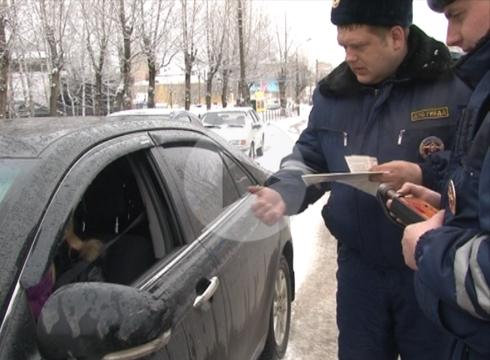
[427, 0, 455, 12]
[331, 0, 413, 27]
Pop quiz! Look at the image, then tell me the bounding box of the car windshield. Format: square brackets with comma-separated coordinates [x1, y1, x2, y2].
[202, 112, 246, 128]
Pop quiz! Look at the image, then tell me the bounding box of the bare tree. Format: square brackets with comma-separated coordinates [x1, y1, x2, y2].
[0, 0, 16, 118]
[275, 14, 293, 115]
[203, 0, 228, 109]
[180, 0, 202, 110]
[236, 0, 248, 106]
[80, 0, 114, 115]
[36, 0, 72, 116]
[219, 29, 234, 108]
[10, 2, 39, 117]
[136, 0, 177, 108]
[115, 0, 137, 110]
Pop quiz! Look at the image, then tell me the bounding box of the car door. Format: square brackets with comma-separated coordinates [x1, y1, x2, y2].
[150, 129, 283, 359]
[14, 132, 227, 359]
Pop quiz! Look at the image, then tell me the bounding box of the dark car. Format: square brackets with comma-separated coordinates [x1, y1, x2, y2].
[0, 114, 294, 359]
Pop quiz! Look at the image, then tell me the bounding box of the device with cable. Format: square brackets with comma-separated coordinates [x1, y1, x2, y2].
[377, 183, 439, 226]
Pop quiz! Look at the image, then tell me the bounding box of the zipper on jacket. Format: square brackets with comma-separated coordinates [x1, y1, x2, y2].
[343, 132, 348, 146]
[397, 129, 406, 145]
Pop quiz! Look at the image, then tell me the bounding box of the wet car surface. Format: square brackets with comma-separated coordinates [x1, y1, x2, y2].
[0, 115, 294, 359]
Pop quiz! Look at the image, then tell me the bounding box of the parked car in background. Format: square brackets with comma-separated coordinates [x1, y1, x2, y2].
[266, 99, 280, 111]
[12, 100, 51, 118]
[107, 107, 201, 124]
[0, 115, 294, 360]
[201, 107, 265, 158]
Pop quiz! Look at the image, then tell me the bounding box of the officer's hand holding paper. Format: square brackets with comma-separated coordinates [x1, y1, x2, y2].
[302, 155, 388, 196]
[369, 160, 423, 190]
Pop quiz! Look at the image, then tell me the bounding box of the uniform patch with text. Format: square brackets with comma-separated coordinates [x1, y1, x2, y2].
[411, 107, 449, 122]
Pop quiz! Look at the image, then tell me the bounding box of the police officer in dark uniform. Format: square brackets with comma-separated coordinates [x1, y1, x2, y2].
[249, 0, 472, 359]
[397, 0, 490, 359]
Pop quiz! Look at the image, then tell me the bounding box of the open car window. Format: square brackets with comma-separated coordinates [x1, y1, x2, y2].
[53, 156, 159, 287]
[22, 146, 183, 323]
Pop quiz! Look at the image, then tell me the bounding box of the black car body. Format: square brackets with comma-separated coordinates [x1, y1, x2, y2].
[0, 115, 294, 359]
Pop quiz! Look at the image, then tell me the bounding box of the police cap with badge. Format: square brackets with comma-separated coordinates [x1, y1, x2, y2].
[427, 0, 456, 12]
[330, 0, 413, 27]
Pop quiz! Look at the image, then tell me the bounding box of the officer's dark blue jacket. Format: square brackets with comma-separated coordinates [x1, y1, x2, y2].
[414, 34, 490, 360]
[269, 25, 472, 268]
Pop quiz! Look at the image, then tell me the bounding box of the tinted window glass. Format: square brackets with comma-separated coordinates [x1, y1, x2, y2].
[162, 146, 241, 230]
[0, 159, 34, 204]
[223, 155, 254, 196]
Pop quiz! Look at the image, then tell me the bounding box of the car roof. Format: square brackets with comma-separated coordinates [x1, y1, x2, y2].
[0, 115, 203, 158]
[107, 107, 184, 117]
[204, 107, 254, 113]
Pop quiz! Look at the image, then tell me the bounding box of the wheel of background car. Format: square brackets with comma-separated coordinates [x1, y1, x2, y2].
[256, 135, 265, 157]
[249, 142, 256, 159]
[259, 254, 292, 360]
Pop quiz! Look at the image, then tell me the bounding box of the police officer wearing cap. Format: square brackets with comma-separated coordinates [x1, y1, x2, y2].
[396, 0, 490, 359]
[249, 0, 473, 358]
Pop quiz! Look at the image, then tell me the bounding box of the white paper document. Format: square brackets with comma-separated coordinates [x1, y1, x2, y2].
[302, 171, 387, 196]
[345, 155, 378, 172]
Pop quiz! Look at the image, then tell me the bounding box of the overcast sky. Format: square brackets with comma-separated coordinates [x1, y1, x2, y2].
[259, 0, 449, 67]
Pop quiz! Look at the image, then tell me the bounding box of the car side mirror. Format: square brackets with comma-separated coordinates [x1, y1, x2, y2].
[37, 282, 173, 360]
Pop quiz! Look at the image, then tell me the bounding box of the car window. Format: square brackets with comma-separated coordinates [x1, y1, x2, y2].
[223, 155, 254, 196]
[0, 159, 36, 205]
[158, 145, 242, 232]
[50, 155, 161, 288]
[202, 112, 246, 127]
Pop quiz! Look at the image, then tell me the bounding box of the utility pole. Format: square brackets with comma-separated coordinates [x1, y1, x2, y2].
[237, 0, 249, 105]
[295, 52, 300, 115]
[315, 59, 319, 84]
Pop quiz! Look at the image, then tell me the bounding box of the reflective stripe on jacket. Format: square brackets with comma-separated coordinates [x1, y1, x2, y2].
[414, 36, 490, 359]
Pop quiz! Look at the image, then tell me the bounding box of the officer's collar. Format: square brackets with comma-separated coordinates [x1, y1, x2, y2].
[454, 33, 490, 89]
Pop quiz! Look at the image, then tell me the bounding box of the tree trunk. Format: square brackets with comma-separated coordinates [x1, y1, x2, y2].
[82, 80, 86, 117]
[236, 0, 249, 106]
[147, 58, 156, 108]
[116, 39, 132, 110]
[205, 72, 214, 109]
[116, 0, 133, 111]
[278, 71, 287, 117]
[0, 8, 8, 119]
[221, 68, 229, 108]
[49, 69, 60, 116]
[94, 71, 103, 115]
[184, 52, 192, 110]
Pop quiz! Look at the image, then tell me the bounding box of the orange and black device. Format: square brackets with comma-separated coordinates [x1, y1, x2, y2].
[377, 183, 439, 226]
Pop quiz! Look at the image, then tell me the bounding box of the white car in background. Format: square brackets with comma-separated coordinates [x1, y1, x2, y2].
[201, 107, 265, 158]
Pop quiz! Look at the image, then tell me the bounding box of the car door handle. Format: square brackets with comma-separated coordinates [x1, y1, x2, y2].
[103, 329, 172, 360]
[193, 276, 220, 309]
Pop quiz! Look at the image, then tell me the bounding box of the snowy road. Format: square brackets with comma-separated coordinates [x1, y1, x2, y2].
[256, 115, 339, 359]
